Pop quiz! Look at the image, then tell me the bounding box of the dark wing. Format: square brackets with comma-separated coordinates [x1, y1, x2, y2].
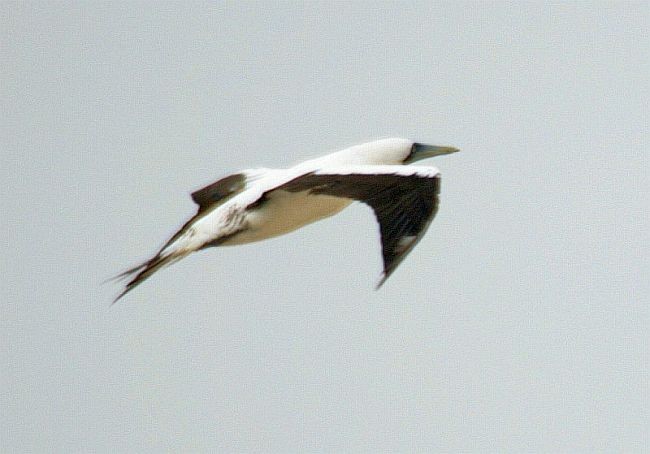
[157, 172, 247, 250]
[191, 173, 246, 213]
[276, 168, 441, 287]
[142, 172, 248, 266]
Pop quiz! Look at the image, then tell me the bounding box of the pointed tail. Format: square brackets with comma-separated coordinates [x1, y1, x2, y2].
[111, 249, 190, 305]
[109, 206, 213, 305]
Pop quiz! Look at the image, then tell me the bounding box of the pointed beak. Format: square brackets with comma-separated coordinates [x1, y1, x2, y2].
[407, 143, 459, 163]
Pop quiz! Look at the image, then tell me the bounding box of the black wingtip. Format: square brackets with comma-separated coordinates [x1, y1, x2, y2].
[375, 273, 389, 290]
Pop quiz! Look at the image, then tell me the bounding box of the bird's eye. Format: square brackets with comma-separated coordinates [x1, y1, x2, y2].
[405, 144, 417, 163]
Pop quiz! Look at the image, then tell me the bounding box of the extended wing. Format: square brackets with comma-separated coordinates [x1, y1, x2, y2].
[273, 165, 441, 287]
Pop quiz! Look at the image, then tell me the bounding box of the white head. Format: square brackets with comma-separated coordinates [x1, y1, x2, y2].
[317, 138, 459, 166]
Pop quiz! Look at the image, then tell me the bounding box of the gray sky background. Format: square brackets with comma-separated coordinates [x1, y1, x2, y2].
[2, 1, 648, 452]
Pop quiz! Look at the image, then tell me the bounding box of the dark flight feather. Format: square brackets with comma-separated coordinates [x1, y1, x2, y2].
[272, 171, 441, 286]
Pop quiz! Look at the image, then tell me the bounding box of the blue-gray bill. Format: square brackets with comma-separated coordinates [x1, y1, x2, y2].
[406, 143, 459, 163]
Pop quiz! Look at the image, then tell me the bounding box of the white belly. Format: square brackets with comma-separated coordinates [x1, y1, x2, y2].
[222, 190, 352, 245]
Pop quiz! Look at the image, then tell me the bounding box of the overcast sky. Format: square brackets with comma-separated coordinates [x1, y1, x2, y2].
[2, 1, 648, 452]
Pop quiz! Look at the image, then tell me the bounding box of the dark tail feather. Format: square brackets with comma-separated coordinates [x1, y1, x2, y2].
[111, 252, 186, 305]
[103, 262, 149, 285]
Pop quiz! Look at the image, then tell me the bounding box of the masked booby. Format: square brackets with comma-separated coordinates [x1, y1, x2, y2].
[113, 138, 458, 302]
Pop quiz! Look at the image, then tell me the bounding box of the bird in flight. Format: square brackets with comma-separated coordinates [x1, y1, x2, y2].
[113, 138, 458, 303]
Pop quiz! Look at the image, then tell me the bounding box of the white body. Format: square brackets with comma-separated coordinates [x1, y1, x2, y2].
[113, 137, 457, 302]
[170, 138, 419, 252]
[223, 191, 352, 245]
